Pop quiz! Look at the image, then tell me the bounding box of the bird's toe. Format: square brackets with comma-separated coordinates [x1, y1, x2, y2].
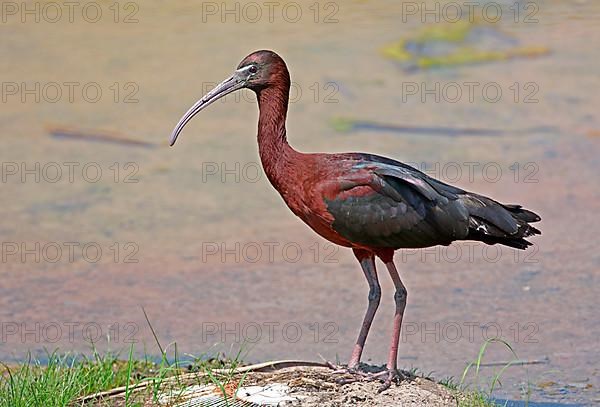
[376, 368, 404, 392]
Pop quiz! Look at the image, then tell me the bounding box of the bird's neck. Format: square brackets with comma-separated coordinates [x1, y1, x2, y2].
[256, 83, 299, 188]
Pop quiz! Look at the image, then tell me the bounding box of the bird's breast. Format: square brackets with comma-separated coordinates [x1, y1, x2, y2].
[273, 174, 355, 248]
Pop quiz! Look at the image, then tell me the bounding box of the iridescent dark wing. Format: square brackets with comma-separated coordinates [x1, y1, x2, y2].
[323, 153, 539, 249]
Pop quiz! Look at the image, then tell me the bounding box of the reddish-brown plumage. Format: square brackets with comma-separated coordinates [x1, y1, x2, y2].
[248, 63, 379, 249]
[169, 50, 541, 387]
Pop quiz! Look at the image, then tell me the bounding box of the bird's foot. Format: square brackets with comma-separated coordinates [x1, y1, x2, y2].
[325, 362, 370, 383]
[328, 364, 404, 391]
[375, 368, 403, 392]
[325, 361, 366, 376]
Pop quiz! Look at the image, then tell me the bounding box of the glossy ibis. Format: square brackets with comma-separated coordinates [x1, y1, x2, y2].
[169, 50, 541, 389]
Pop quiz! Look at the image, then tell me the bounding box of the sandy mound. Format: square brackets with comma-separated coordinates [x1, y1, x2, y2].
[80, 361, 458, 406]
[238, 366, 456, 407]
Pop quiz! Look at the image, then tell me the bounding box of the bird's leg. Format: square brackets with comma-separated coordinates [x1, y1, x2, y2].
[379, 259, 408, 391]
[347, 249, 381, 370]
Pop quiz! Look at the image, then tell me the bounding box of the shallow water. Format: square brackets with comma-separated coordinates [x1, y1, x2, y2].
[1, 0, 599, 404]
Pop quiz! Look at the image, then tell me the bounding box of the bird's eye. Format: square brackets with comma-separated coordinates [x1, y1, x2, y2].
[249, 65, 258, 74]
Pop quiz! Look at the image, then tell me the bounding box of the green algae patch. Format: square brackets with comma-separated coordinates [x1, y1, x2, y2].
[330, 117, 357, 133]
[413, 45, 549, 69]
[381, 20, 550, 70]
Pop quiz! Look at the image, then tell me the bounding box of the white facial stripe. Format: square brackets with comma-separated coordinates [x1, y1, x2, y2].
[236, 65, 254, 75]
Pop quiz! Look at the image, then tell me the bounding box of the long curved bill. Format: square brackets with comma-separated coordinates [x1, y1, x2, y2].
[169, 74, 245, 146]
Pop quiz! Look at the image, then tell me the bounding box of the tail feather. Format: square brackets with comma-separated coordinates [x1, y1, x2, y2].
[462, 194, 541, 250]
[503, 204, 542, 223]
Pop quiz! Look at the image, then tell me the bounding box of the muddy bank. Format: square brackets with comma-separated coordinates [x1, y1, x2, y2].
[82, 363, 462, 407]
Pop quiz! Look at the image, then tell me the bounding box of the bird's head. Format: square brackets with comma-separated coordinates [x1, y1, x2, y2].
[169, 50, 288, 146]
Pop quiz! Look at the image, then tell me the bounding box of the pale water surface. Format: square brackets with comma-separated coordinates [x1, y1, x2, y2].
[0, 1, 599, 404]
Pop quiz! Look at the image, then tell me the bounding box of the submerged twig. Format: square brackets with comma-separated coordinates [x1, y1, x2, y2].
[46, 125, 156, 148]
[478, 358, 549, 367]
